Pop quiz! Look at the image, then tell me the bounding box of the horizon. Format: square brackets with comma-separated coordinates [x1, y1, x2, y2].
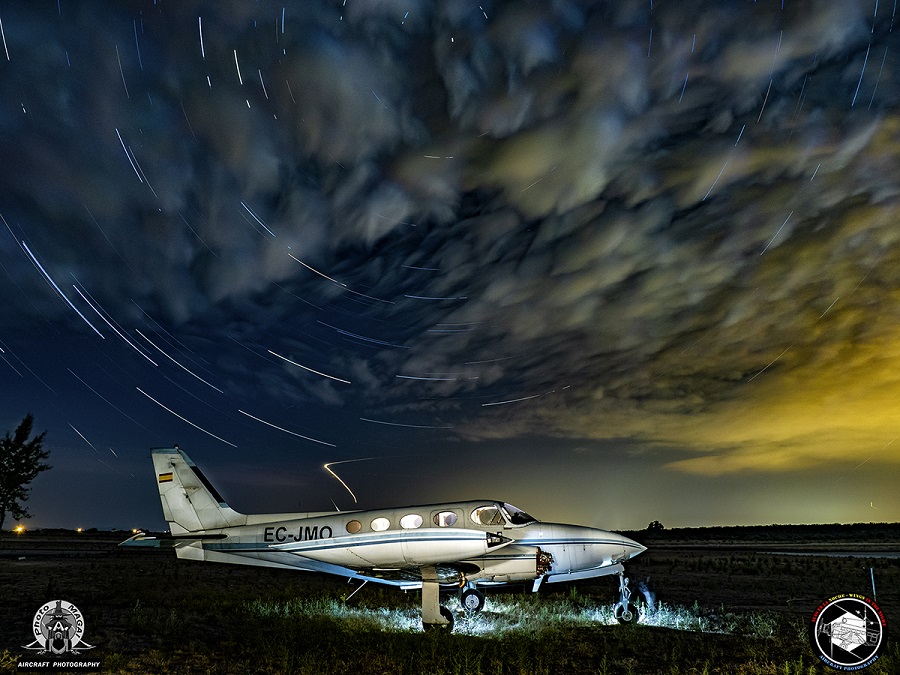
[6, 519, 900, 537]
[2, 1, 899, 530]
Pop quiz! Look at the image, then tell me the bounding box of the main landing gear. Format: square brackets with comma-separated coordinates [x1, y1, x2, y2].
[420, 567, 454, 632]
[422, 605, 455, 632]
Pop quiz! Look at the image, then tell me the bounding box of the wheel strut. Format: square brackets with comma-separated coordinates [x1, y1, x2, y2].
[614, 571, 639, 624]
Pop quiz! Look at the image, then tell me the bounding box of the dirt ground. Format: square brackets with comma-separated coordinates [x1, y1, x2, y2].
[1, 527, 898, 673]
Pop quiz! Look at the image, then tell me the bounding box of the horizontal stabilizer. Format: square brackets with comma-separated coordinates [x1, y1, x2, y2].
[119, 532, 227, 548]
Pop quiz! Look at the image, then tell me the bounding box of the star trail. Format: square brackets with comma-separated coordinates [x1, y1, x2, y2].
[0, 0, 898, 530]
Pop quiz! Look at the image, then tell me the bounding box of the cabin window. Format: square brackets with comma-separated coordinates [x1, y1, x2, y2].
[346, 519, 362, 534]
[400, 513, 423, 529]
[370, 517, 390, 532]
[471, 505, 505, 526]
[433, 511, 458, 527]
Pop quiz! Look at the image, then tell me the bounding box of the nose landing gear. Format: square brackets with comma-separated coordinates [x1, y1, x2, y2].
[614, 572, 640, 624]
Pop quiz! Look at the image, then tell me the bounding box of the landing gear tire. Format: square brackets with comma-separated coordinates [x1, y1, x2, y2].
[423, 606, 455, 632]
[460, 588, 485, 613]
[615, 602, 640, 625]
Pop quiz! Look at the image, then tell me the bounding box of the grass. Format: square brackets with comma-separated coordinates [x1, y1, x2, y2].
[8, 591, 894, 674]
[236, 590, 791, 640]
[1, 531, 898, 674]
[239, 591, 788, 638]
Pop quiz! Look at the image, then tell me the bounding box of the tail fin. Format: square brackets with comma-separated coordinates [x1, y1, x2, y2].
[152, 447, 246, 533]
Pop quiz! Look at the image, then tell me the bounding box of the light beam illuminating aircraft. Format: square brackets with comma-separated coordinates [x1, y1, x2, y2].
[121, 446, 647, 631]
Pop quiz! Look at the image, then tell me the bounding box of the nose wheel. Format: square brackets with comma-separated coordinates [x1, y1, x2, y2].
[614, 601, 640, 624]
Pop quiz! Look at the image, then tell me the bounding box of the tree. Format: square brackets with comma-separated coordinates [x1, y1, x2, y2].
[0, 414, 50, 530]
[647, 520, 665, 532]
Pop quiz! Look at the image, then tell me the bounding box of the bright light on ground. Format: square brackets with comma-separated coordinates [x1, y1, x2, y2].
[244, 594, 783, 638]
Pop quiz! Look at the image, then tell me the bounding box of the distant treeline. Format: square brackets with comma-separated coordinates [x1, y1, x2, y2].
[619, 522, 900, 543]
[1, 527, 159, 537]
[5, 523, 900, 544]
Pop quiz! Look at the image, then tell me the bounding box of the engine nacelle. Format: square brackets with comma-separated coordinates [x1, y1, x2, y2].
[468, 545, 553, 583]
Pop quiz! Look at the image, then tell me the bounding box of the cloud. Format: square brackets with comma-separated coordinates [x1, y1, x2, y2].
[1, 0, 899, 501]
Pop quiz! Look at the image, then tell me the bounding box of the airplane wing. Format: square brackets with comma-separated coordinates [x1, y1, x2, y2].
[121, 531, 423, 587]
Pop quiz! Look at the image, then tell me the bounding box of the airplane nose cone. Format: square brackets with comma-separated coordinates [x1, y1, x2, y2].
[620, 534, 646, 560]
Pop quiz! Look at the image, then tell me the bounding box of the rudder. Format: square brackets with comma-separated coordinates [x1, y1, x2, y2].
[152, 446, 246, 533]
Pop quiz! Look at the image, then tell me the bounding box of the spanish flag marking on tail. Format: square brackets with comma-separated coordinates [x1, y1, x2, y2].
[158, 472, 174, 483]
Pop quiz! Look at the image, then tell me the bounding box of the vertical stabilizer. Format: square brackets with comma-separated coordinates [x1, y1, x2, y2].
[152, 447, 246, 533]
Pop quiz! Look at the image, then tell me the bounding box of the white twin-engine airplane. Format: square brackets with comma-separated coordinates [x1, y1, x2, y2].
[121, 447, 647, 631]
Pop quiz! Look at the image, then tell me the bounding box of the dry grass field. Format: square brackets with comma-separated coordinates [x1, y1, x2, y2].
[1, 525, 898, 674]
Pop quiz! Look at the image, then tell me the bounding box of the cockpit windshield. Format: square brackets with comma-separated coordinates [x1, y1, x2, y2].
[501, 502, 537, 525]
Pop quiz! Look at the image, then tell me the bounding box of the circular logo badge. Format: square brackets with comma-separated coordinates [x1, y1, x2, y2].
[29, 600, 88, 655]
[810, 594, 887, 670]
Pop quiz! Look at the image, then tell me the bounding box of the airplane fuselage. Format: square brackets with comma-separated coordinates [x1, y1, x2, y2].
[140, 500, 644, 588]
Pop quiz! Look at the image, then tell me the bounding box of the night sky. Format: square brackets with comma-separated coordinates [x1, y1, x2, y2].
[1, 0, 898, 532]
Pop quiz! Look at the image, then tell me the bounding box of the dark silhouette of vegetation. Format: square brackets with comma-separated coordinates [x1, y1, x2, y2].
[0, 413, 50, 530]
[621, 522, 900, 543]
[647, 520, 665, 532]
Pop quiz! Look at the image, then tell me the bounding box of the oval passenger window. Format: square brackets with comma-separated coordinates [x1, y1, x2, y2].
[433, 511, 458, 527]
[346, 519, 362, 534]
[400, 514, 423, 529]
[370, 517, 390, 532]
